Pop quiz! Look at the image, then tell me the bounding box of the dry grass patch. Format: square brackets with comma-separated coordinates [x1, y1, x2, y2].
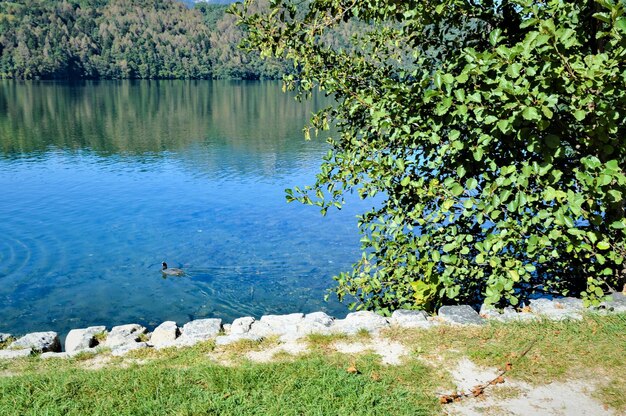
[304, 333, 348, 350]
[385, 313, 625, 412]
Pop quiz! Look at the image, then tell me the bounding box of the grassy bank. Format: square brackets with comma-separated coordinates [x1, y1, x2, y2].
[0, 313, 624, 415]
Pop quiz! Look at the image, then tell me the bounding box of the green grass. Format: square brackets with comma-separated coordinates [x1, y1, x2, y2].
[0, 352, 439, 415]
[305, 333, 349, 350]
[0, 313, 623, 415]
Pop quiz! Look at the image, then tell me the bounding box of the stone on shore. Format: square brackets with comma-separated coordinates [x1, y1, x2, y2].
[390, 309, 430, 328]
[603, 292, 626, 312]
[215, 333, 263, 346]
[332, 311, 390, 335]
[249, 313, 304, 337]
[11, 331, 61, 353]
[0, 333, 12, 344]
[480, 304, 528, 321]
[0, 348, 32, 359]
[177, 318, 222, 344]
[529, 297, 583, 320]
[41, 347, 99, 359]
[230, 317, 255, 335]
[104, 324, 147, 348]
[260, 313, 304, 333]
[111, 342, 149, 357]
[149, 321, 179, 346]
[438, 305, 484, 325]
[65, 326, 107, 352]
[293, 311, 336, 336]
[304, 311, 334, 327]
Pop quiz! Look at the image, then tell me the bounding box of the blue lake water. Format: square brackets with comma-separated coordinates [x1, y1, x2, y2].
[0, 80, 368, 336]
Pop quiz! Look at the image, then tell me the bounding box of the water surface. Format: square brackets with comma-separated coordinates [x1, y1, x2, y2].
[0, 80, 366, 336]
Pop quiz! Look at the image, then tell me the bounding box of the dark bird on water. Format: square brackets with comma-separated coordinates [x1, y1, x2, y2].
[162, 262, 184, 276]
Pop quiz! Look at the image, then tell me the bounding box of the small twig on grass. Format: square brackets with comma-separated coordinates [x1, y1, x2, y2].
[439, 338, 538, 404]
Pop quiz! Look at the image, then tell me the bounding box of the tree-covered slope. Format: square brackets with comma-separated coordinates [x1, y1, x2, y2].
[0, 0, 291, 79]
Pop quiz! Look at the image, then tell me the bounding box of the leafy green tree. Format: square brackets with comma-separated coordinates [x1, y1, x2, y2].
[0, 0, 213, 79]
[236, 0, 626, 313]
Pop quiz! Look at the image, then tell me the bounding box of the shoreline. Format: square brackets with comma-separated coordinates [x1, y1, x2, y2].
[1, 293, 624, 359]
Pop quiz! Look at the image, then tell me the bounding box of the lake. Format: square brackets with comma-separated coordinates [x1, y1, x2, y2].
[0, 80, 368, 336]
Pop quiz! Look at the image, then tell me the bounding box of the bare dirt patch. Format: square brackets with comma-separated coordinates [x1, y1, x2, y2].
[444, 358, 614, 416]
[245, 341, 308, 363]
[333, 337, 409, 365]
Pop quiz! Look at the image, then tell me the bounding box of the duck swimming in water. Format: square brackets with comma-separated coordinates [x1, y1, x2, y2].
[162, 262, 184, 276]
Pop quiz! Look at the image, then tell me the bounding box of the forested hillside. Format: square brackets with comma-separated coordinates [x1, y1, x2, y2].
[0, 0, 287, 79]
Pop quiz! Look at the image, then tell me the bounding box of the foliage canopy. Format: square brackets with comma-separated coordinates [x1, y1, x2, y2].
[236, 0, 626, 313]
[0, 0, 290, 79]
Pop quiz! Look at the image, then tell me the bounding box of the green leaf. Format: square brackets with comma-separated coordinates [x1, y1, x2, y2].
[608, 190, 622, 202]
[451, 183, 464, 196]
[442, 73, 455, 85]
[484, 115, 498, 124]
[508, 269, 520, 282]
[522, 107, 540, 121]
[544, 187, 556, 201]
[573, 109, 586, 121]
[605, 160, 619, 172]
[507, 63, 522, 78]
[596, 241, 610, 250]
[434, 72, 442, 89]
[401, 176, 410, 186]
[489, 28, 502, 46]
[443, 243, 456, 253]
[497, 119, 510, 133]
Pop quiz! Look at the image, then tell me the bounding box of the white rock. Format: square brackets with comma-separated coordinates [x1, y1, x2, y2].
[293, 312, 335, 336]
[222, 324, 232, 335]
[111, 342, 149, 356]
[178, 318, 222, 343]
[529, 298, 583, 320]
[260, 313, 304, 333]
[332, 311, 389, 335]
[0, 349, 32, 359]
[390, 309, 430, 328]
[231, 317, 255, 335]
[304, 311, 334, 327]
[105, 324, 147, 348]
[11, 332, 61, 352]
[65, 326, 107, 352]
[438, 305, 484, 325]
[149, 321, 179, 346]
[0, 333, 12, 343]
[248, 321, 275, 337]
[215, 334, 263, 346]
[248, 313, 304, 338]
[480, 305, 537, 322]
[601, 292, 626, 313]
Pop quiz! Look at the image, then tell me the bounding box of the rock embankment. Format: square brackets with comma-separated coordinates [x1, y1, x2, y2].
[0, 294, 624, 360]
